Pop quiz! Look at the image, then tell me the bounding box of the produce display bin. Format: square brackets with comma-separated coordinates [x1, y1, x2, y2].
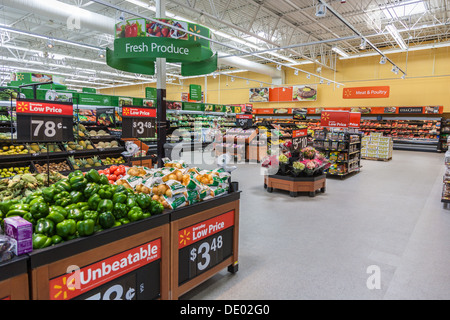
[0, 255, 30, 300]
[28, 213, 170, 300]
[31, 157, 74, 176]
[169, 190, 241, 300]
[264, 174, 326, 197]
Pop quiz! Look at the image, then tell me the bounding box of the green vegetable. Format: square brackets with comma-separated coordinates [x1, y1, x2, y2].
[98, 186, 113, 199]
[49, 206, 68, 218]
[33, 233, 53, 249]
[69, 190, 84, 204]
[112, 202, 128, 220]
[22, 212, 36, 225]
[99, 174, 109, 185]
[54, 180, 72, 192]
[67, 208, 84, 221]
[42, 187, 56, 203]
[77, 219, 95, 237]
[83, 210, 99, 224]
[5, 209, 29, 217]
[30, 202, 49, 219]
[119, 218, 130, 225]
[136, 193, 151, 209]
[126, 196, 138, 210]
[112, 193, 127, 204]
[128, 206, 143, 222]
[86, 169, 101, 183]
[68, 170, 83, 180]
[35, 218, 55, 236]
[51, 235, 63, 245]
[56, 219, 77, 239]
[46, 211, 65, 224]
[151, 202, 164, 215]
[8, 204, 31, 212]
[88, 194, 102, 210]
[98, 211, 115, 229]
[97, 199, 114, 213]
[69, 175, 88, 191]
[83, 183, 100, 199]
[0, 200, 19, 215]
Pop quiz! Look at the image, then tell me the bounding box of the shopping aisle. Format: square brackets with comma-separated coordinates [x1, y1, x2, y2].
[178, 149, 450, 300]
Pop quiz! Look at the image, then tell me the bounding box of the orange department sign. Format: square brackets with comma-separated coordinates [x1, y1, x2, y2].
[343, 86, 390, 99]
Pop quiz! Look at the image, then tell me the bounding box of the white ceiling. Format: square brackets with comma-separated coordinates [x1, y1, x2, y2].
[0, 0, 448, 90]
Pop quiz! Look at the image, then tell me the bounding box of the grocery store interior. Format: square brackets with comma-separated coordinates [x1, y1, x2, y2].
[0, 0, 449, 301]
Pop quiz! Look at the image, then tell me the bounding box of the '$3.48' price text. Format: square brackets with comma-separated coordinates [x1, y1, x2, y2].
[190, 235, 223, 271]
[133, 121, 154, 135]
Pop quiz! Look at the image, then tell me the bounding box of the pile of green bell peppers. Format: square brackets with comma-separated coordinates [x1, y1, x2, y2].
[0, 169, 165, 250]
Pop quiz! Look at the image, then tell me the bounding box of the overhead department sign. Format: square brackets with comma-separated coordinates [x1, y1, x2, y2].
[107, 18, 217, 76]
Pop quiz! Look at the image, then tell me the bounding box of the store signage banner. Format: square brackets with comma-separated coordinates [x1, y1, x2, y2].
[320, 110, 350, 128]
[178, 211, 234, 249]
[349, 112, 361, 128]
[189, 84, 202, 101]
[249, 88, 269, 102]
[49, 238, 161, 300]
[16, 100, 73, 116]
[292, 85, 317, 101]
[122, 107, 157, 118]
[398, 107, 424, 113]
[108, 18, 217, 76]
[343, 86, 390, 99]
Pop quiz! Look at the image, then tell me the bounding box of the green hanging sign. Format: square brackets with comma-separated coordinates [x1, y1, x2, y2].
[107, 18, 217, 76]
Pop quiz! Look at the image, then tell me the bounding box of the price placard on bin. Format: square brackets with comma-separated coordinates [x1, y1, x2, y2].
[49, 238, 162, 300]
[121, 106, 157, 138]
[178, 210, 235, 285]
[292, 128, 308, 150]
[16, 99, 74, 142]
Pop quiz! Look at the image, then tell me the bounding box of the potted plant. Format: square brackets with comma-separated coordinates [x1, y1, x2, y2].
[292, 161, 305, 177]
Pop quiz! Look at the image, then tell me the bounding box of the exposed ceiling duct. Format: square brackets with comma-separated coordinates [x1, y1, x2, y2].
[0, 0, 284, 83]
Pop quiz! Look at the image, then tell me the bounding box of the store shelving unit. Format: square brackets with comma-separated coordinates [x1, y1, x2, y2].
[313, 129, 362, 178]
[438, 118, 450, 152]
[442, 151, 450, 207]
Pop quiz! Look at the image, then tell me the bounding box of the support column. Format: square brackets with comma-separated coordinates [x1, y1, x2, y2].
[156, 0, 167, 167]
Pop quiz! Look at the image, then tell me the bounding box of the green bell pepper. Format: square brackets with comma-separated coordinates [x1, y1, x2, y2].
[51, 235, 63, 245]
[70, 175, 88, 191]
[49, 206, 68, 218]
[67, 208, 84, 221]
[29, 196, 45, 206]
[35, 218, 55, 236]
[128, 206, 144, 222]
[112, 202, 128, 220]
[65, 203, 79, 211]
[151, 202, 164, 215]
[53, 191, 70, 201]
[56, 219, 77, 239]
[136, 193, 151, 209]
[30, 202, 49, 220]
[86, 169, 101, 183]
[98, 211, 115, 229]
[77, 219, 95, 237]
[115, 185, 127, 194]
[46, 210, 65, 224]
[55, 197, 71, 207]
[68, 170, 83, 180]
[69, 190, 84, 204]
[119, 218, 130, 225]
[33, 233, 53, 249]
[54, 179, 72, 192]
[5, 209, 29, 218]
[143, 212, 151, 219]
[24, 193, 43, 204]
[0, 200, 19, 215]
[99, 174, 109, 185]
[98, 186, 113, 199]
[112, 192, 127, 204]
[8, 204, 30, 212]
[83, 183, 100, 199]
[83, 210, 99, 224]
[97, 199, 114, 213]
[42, 187, 56, 203]
[88, 194, 102, 210]
[126, 196, 138, 210]
[22, 212, 36, 225]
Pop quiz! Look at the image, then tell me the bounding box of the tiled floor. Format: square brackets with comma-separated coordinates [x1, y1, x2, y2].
[177, 149, 450, 300]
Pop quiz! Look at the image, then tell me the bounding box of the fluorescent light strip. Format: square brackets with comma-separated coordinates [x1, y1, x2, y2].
[386, 24, 408, 51]
[331, 46, 349, 58]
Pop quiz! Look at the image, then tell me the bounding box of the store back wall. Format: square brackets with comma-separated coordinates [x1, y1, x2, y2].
[99, 47, 450, 111]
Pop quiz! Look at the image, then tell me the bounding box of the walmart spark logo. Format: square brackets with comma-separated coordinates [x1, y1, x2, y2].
[179, 229, 191, 247]
[52, 276, 76, 300]
[189, 25, 201, 41]
[321, 112, 330, 122]
[16, 101, 29, 113]
[122, 107, 130, 116]
[343, 89, 352, 98]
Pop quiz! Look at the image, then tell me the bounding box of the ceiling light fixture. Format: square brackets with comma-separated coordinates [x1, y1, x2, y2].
[98, 49, 106, 59]
[306, 74, 311, 79]
[294, 70, 299, 75]
[386, 24, 408, 50]
[331, 46, 349, 58]
[47, 38, 54, 49]
[379, 56, 387, 64]
[359, 38, 366, 50]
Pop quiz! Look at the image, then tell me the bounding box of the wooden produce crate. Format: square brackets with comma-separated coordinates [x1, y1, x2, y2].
[169, 191, 241, 300]
[29, 214, 170, 300]
[0, 256, 30, 300]
[264, 174, 326, 197]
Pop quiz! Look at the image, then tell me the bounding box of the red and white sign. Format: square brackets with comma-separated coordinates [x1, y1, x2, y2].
[178, 211, 235, 249]
[292, 128, 308, 138]
[320, 110, 350, 128]
[122, 107, 156, 118]
[236, 114, 252, 119]
[16, 100, 73, 116]
[49, 238, 161, 300]
[349, 112, 361, 128]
